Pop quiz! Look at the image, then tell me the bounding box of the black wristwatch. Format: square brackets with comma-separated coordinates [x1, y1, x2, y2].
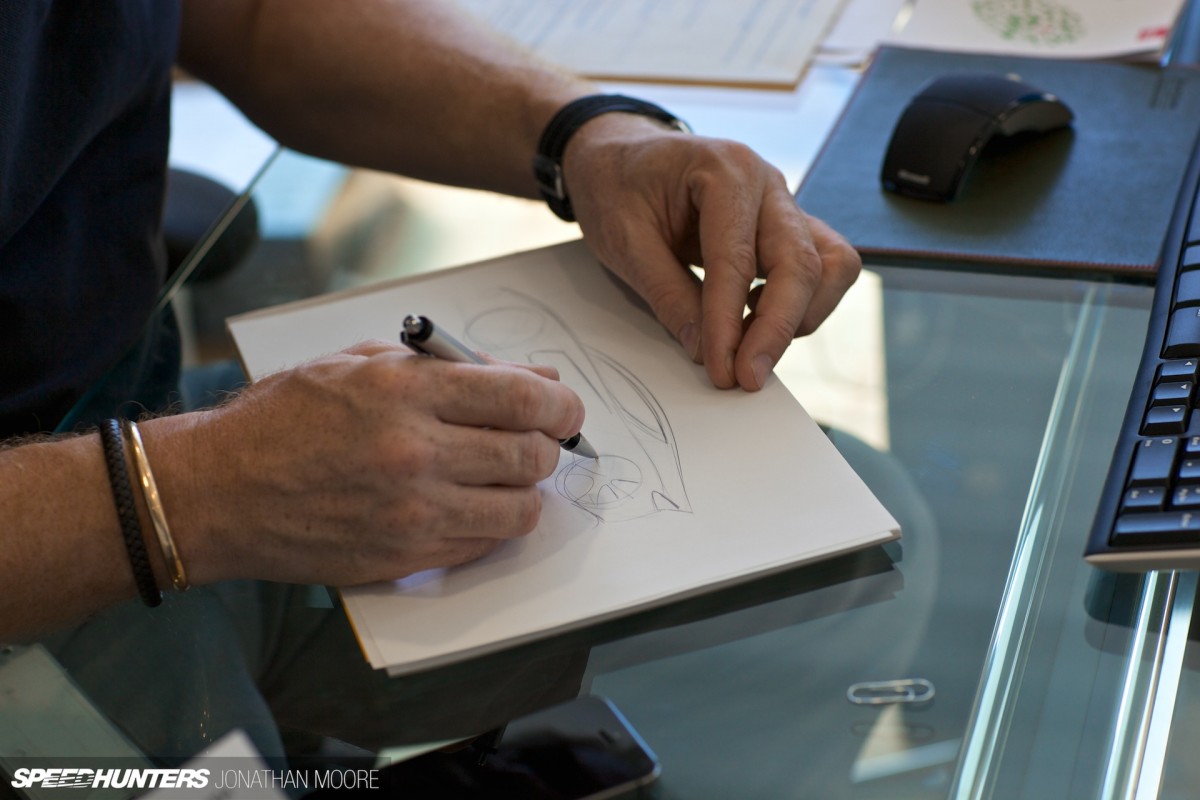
[533, 94, 690, 222]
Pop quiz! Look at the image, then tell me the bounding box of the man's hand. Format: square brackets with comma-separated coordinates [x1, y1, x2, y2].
[563, 115, 862, 391]
[152, 341, 585, 588]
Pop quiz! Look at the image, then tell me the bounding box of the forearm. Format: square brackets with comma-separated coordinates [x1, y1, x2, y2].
[0, 432, 165, 639]
[0, 413, 234, 640]
[175, 0, 861, 397]
[178, 0, 594, 197]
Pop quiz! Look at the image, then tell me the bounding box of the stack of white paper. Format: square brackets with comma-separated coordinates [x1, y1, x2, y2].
[228, 241, 900, 674]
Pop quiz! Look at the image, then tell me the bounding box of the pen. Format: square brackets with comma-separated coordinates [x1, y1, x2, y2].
[400, 314, 599, 459]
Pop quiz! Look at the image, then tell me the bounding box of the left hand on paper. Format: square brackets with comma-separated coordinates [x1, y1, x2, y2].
[564, 115, 861, 392]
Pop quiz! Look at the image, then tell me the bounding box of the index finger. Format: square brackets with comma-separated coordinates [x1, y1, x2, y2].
[696, 170, 763, 390]
[473, 353, 561, 382]
[425, 361, 586, 441]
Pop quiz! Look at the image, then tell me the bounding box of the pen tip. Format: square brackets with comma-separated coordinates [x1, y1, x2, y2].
[572, 435, 599, 460]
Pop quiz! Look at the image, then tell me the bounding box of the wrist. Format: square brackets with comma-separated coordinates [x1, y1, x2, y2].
[135, 412, 224, 587]
[533, 94, 689, 221]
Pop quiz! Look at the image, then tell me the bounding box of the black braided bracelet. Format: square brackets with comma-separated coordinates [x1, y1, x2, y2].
[98, 418, 162, 608]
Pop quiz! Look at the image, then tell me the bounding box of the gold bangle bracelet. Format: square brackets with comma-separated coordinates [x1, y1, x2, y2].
[121, 419, 189, 592]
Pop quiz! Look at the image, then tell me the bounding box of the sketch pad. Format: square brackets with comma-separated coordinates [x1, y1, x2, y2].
[228, 240, 900, 674]
[795, 46, 1200, 279]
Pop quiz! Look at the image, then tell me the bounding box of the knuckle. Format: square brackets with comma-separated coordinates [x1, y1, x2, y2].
[459, 539, 499, 566]
[706, 137, 757, 169]
[760, 311, 802, 343]
[723, 240, 759, 279]
[517, 432, 559, 479]
[837, 247, 864, 287]
[397, 495, 437, 535]
[515, 488, 543, 535]
[794, 251, 824, 289]
[343, 338, 388, 356]
[763, 162, 788, 187]
[530, 362, 561, 381]
[288, 358, 335, 391]
[382, 435, 437, 478]
[346, 353, 408, 401]
[718, 143, 767, 189]
[641, 276, 685, 314]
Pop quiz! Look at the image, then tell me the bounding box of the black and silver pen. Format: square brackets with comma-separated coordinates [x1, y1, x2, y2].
[400, 314, 599, 459]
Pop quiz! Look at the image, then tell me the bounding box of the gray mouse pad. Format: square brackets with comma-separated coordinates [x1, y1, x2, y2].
[795, 46, 1200, 280]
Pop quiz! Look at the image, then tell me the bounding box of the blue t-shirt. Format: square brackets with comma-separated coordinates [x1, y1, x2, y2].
[0, 0, 181, 437]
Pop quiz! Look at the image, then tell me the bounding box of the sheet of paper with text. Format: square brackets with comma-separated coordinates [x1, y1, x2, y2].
[228, 240, 900, 674]
[455, 0, 847, 87]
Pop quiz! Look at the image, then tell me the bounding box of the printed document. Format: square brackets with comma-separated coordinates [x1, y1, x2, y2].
[456, 0, 847, 86]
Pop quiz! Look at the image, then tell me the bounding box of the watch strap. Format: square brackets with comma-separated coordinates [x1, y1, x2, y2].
[533, 94, 689, 221]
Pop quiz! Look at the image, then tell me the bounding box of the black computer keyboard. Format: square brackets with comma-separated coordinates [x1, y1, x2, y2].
[1086, 139, 1200, 570]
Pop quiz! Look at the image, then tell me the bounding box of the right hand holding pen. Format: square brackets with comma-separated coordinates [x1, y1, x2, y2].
[143, 340, 586, 588]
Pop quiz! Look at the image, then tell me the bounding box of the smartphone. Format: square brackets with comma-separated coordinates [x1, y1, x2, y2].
[367, 696, 661, 799]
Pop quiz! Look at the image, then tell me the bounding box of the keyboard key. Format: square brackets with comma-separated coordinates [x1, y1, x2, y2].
[1178, 271, 1200, 308]
[1113, 511, 1200, 546]
[1188, 210, 1200, 246]
[1186, 435, 1200, 455]
[1124, 486, 1166, 511]
[1180, 458, 1200, 482]
[1161, 359, 1200, 381]
[1156, 359, 1195, 381]
[1189, 208, 1200, 246]
[1150, 380, 1194, 405]
[1175, 486, 1200, 508]
[1129, 437, 1180, 485]
[1143, 405, 1188, 435]
[1166, 307, 1200, 357]
[1182, 244, 1200, 270]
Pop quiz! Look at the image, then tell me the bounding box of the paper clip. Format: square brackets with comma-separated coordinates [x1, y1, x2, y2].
[846, 678, 935, 706]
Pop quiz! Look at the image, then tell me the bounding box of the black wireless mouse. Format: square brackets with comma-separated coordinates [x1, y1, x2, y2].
[880, 72, 1074, 202]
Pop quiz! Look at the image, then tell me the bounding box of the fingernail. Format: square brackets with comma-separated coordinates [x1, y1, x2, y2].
[679, 323, 701, 361]
[752, 354, 774, 388]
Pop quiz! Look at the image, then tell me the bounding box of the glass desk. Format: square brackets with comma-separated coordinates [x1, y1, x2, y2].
[7, 68, 1199, 800]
